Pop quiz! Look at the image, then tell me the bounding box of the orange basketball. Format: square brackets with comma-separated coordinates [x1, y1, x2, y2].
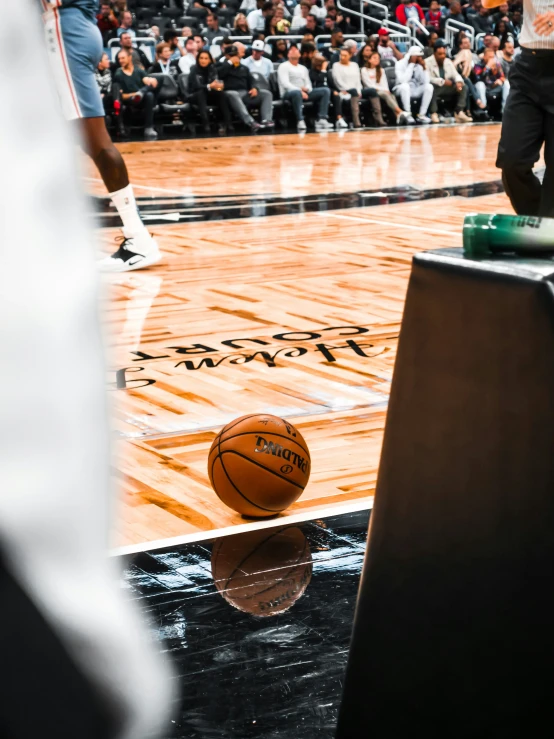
[211, 526, 313, 616]
[208, 414, 311, 517]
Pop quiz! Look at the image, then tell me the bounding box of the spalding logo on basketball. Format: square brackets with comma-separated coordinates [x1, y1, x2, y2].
[208, 414, 311, 517]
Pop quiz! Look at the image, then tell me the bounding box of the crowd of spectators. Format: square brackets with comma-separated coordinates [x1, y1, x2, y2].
[93, 0, 523, 138]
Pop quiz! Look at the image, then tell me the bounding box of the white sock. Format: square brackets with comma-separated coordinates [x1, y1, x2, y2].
[110, 184, 148, 239]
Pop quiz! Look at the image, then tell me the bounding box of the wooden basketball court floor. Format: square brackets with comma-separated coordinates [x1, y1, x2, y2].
[91, 124, 517, 553]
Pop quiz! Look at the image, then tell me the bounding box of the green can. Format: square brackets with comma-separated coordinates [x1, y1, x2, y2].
[463, 214, 554, 258]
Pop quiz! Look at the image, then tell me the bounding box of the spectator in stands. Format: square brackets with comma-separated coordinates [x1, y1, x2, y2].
[498, 39, 515, 78]
[95, 52, 113, 107]
[323, 29, 344, 60]
[219, 38, 234, 57]
[470, 6, 493, 35]
[425, 0, 444, 32]
[218, 45, 273, 131]
[301, 12, 325, 36]
[96, 2, 118, 44]
[447, 1, 465, 24]
[325, 4, 355, 33]
[394, 46, 434, 123]
[178, 38, 199, 74]
[464, 0, 482, 20]
[243, 39, 274, 77]
[266, 5, 287, 35]
[240, 0, 258, 12]
[510, 9, 522, 40]
[278, 45, 332, 131]
[493, 20, 513, 49]
[147, 26, 162, 43]
[423, 30, 439, 57]
[115, 33, 149, 70]
[291, 1, 312, 30]
[234, 41, 247, 59]
[188, 50, 232, 134]
[453, 35, 485, 113]
[331, 47, 364, 127]
[310, 53, 346, 128]
[300, 41, 317, 68]
[182, 26, 193, 38]
[164, 29, 186, 61]
[149, 43, 180, 77]
[203, 13, 231, 44]
[272, 38, 289, 62]
[112, 0, 127, 20]
[492, 2, 509, 24]
[395, 0, 425, 29]
[358, 43, 375, 67]
[426, 41, 471, 122]
[377, 28, 403, 62]
[474, 47, 507, 113]
[361, 50, 411, 124]
[248, 1, 274, 32]
[323, 16, 336, 33]
[234, 13, 251, 33]
[117, 10, 135, 38]
[343, 39, 359, 61]
[193, 34, 206, 52]
[114, 48, 159, 139]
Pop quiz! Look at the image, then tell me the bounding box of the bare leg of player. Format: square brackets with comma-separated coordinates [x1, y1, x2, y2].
[80, 117, 162, 272]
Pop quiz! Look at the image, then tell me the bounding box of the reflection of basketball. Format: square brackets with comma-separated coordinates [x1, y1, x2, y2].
[211, 526, 313, 617]
[208, 414, 311, 517]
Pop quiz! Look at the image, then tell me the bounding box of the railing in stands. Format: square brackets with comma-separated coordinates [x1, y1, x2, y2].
[314, 33, 369, 48]
[444, 18, 476, 49]
[407, 17, 430, 37]
[474, 32, 486, 49]
[336, 0, 416, 40]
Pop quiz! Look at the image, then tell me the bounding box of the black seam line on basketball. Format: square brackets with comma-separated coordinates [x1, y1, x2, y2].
[224, 552, 312, 600]
[220, 526, 304, 590]
[220, 450, 306, 491]
[217, 447, 280, 513]
[219, 431, 310, 459]
[220, 414, 263, 436]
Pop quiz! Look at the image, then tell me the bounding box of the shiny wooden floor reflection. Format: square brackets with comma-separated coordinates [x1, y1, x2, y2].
[99, 125, 513, 548]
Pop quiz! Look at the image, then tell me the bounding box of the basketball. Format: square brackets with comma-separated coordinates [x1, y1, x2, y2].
[208, 414, 311, 517]
[211, 526, 313, 617]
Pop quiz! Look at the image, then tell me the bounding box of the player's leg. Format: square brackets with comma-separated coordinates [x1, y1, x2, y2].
[539, 109, 554, 218]
[46, 6, 161, 272]
[497, 87, 544, 217]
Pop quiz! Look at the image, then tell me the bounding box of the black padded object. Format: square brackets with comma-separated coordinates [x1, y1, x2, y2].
[0, 551, 121, 739]
[336, 248, 554, 738]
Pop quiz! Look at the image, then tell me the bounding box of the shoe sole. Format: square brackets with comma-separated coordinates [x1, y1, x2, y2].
[100, 250, 162, 273]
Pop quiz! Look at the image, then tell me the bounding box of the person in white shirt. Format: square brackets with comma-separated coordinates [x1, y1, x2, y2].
[247, 0, 274, 32]
[361, 50, 412, 124]
[393, 45, 434, 123]
[293, 0, 326, 20]
[278, 44, 332, 130]
[177, 37, 198, 74]
[426, 41, 472, 123]
[240, 0, 258, 13]
[291, 0, 311, 30]
[243, 39, 274, 78]
[331, 48, 362, 127]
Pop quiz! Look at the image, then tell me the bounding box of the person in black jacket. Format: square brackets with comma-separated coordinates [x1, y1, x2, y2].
[189, 50, 233, 134]
[148, 43, 180, 78]
[310, 52, 350, 129]
[218, 45, 274, 132]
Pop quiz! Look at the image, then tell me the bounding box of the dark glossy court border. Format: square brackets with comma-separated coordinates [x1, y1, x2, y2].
[120, 508, 371, 738]
[93, 179, 505, 228]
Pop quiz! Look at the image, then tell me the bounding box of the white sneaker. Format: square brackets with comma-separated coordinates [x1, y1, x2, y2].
[99, 232, 162, 273]
[315, 119, 332, 131]
[404, 113, 416, 125]
[417, 114, 431, 124]
[336, 117, 348, 129]
[297, 120, 307, 132]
